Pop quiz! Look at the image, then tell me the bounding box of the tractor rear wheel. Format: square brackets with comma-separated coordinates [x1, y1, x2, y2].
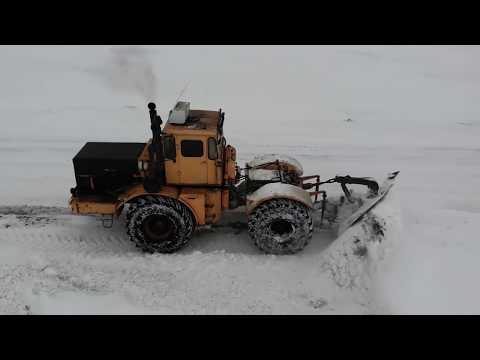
[126, 196, 195, 253]
[248, 198, 313, 255]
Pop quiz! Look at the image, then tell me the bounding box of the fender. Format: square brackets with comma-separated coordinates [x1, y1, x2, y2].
[247, 154, 303, 176]
[246, 182, 313, 215]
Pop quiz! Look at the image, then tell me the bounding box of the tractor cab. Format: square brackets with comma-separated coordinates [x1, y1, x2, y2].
[160, 102, 237, 187]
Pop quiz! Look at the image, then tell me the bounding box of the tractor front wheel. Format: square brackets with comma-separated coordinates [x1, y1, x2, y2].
[126, 196, 195, 253]
[248, 199, 313, 255]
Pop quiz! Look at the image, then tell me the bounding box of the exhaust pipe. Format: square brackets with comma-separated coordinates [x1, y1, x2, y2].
[143, 102, 166, 192]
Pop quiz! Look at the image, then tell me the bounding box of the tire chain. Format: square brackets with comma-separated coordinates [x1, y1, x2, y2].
[247, 199, 313, 255]
[125, 196, 195, 253]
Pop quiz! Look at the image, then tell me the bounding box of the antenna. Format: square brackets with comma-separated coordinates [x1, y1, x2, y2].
[174, 80, 191, 104]
[167, 80, 191, 123]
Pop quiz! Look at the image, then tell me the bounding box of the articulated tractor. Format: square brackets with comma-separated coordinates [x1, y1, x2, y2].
[69, 102, 399, 254]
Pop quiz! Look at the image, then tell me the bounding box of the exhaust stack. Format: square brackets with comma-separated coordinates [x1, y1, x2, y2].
[143, 102, 166, 192]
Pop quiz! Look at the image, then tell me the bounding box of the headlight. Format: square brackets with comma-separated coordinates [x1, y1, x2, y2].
[138, 161, 149, 171]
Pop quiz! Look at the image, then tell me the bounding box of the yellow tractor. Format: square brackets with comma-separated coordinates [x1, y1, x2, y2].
[70, 102, 398, 254]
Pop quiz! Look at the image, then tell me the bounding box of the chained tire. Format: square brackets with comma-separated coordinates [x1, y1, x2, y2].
[247, 198, 313, 255]
[126, 196, 195, 254]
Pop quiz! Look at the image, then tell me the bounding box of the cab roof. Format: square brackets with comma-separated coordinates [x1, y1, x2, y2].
[163, 109, 221, 137]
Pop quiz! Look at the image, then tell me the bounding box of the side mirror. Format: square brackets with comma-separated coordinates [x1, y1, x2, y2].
[217, 110, 225, 134]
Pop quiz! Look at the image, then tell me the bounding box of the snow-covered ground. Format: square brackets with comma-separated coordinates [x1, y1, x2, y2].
[1, 45, 479, 314]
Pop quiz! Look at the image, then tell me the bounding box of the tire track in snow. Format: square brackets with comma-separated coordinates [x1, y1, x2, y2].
[0, 205, 396, 314]
[1, 221, 135, 258]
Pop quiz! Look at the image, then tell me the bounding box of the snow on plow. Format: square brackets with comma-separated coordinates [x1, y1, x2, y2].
[336, 171, 400, 236]
[313, 174, 402, 304]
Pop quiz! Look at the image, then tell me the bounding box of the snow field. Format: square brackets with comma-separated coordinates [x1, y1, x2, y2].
[1, 45, 480, 314]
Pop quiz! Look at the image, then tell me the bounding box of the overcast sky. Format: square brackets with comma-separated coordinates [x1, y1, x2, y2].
[1, 45, 479, 147]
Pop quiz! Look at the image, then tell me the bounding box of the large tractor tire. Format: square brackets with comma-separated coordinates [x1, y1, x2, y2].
[126, 196, 195, 254]
[248, 198, 313, 255]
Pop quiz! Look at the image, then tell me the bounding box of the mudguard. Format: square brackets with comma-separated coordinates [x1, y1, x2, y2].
[247, 154, 304, 176]
[246, 182, 313, 214]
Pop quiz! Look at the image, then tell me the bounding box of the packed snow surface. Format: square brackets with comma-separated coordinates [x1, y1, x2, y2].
[0, 203, 398, 314]
[1, 45, 480, 314]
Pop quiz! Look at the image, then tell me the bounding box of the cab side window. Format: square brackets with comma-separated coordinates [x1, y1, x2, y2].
[163, 135, 176, 160]
[208, 137, 218, 160]
[181, 140, 204, 157]
[218, 136, 226, 160]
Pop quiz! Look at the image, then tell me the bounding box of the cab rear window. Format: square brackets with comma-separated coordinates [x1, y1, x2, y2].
[181, 140, 204, 157]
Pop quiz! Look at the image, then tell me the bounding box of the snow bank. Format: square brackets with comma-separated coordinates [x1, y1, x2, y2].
[319, 194, 403, 312]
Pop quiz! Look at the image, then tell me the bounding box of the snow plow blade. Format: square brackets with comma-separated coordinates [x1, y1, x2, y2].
[337, 171, 400, 236]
